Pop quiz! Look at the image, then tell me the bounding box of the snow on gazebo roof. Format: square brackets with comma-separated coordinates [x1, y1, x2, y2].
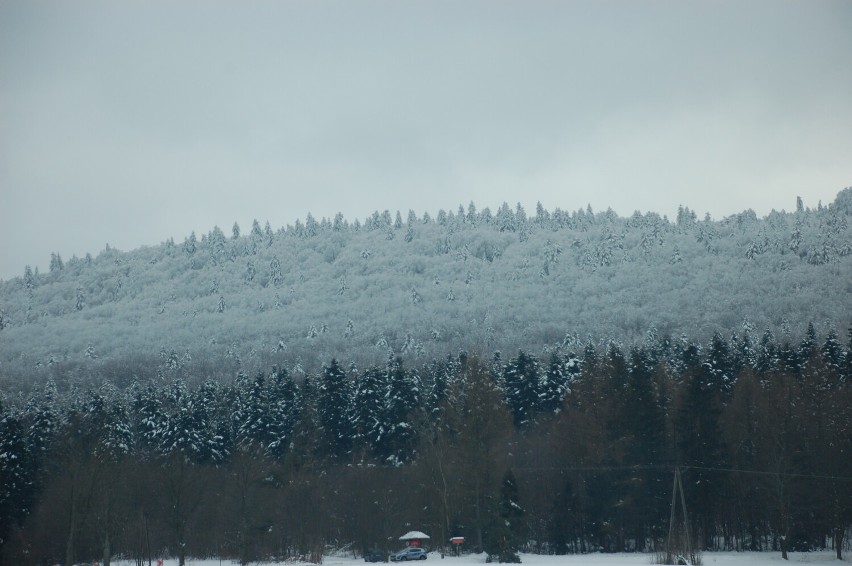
[399, 531, 430, 540]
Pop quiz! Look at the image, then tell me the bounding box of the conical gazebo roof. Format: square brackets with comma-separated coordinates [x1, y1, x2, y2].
[399, 531, 430, 541]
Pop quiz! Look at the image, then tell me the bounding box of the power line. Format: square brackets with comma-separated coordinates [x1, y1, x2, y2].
[684, 465, 852, 482]
[512, 463, 852, 482]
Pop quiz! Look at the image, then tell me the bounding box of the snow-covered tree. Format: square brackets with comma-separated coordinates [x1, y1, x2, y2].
[375, 357, 420, 465]
[183, 232, 197, 256]
[265, 367, 299, 460]
[503, 351, 541, 428]
[0, 401, 33, 552]
[539, 353, 576, 413]
[316, 359, 354, 459]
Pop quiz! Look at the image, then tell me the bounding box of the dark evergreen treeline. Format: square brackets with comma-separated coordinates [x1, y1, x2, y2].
[1, 325, 850, 565]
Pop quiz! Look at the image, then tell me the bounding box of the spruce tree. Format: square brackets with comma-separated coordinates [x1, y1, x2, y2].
[317, 359, 354, 460]
[350, 367, 384, 461]
[485, 469, 523, 563]
[266, 367, 299, 460]
[237, 372, 272, 452]
[820, 329, 844, 372]
[0, 402, 33, 556]
[377, 357, 420, 465]
[538, 353, 565, 414]
[706, 332, 734, 402]
[619, 347, 668, 550]
[676, 343, 723, 548]
[26, 378, 59, 470]
[132, 382, 165, 460]
[503, 351, 541, 428]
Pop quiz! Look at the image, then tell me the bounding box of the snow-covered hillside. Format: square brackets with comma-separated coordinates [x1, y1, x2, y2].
[1, 190, 850, 387]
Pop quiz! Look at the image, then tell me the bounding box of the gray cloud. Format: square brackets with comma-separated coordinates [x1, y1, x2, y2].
[2, 0, 850, 279]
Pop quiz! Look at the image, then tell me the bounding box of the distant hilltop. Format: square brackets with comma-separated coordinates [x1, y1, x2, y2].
[1, 189, 850, 389]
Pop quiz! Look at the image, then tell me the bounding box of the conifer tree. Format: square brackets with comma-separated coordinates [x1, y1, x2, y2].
[353, 367, 387, 460]
[706, 332, 734, 401]
[183, 232, 197, 256]
[820, 329, 844, 372]
[159, 380, 220, 464]
[236, 372, 273, 453]
[799, 322, 818, 368]
[26, 378, 59, 468]
[484, 469, 523, 563]
[756, 329, 778, 375]
[539, 353, 574, 414]
[131, 382, 165, 460]
[0, 401, 32, 556]
[548, 477, 582, 554]
[316, 359, 354, 460]
[377, 357, 420, 465]
[676, 343, 723, 548]
[503, 351, 541, 428]
[618, 348, 668, 550]
[424, 358, 451, 418]
[266, 367, 299, 460]
[289, 374, 322, 467]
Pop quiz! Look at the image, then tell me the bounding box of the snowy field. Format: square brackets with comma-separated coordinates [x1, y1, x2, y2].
[112, 550, 848, 566]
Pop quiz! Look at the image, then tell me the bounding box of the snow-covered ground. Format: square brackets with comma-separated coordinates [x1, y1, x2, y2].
[111, 550, 848, 566]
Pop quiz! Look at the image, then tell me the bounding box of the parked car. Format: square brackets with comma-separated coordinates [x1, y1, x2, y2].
[365, 548, 386, 562]
[391, 548, 427, 561]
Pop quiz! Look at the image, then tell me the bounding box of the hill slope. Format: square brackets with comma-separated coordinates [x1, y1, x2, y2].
[1, 190, 851, 387]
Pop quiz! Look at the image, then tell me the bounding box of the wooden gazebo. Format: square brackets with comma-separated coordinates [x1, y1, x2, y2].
[399, 531, 430, 548]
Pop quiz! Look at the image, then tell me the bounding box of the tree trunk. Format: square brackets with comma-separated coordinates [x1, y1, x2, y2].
[64, 523, 75, 566]
[65, 485, 76, 566]
[102, 480, 113, 566]
[103, 530, 111, 566]
[474, 477, 484, 552]
[835, 526, 843, 560]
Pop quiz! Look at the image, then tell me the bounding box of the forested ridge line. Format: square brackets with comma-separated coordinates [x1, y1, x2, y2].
[1, 190, 851, 390]
[1, 324, 850, 565]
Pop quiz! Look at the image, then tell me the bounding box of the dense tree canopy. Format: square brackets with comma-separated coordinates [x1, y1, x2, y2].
[0, 325, 850, 564]
[1, 191, 850, 393]
[1, 192, 850, 563]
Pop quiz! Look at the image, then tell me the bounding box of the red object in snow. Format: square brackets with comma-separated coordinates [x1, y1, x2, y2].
[450, 537, 465, 545]
[399, 530, 431, 548]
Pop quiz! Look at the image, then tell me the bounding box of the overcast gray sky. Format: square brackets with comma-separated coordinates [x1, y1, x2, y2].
[1, 0, 850, 281]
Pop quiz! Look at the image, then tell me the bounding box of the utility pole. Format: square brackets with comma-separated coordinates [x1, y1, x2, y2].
[665, 467, 693, 565]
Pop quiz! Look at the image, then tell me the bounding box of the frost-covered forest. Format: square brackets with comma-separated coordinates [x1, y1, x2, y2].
[1, 190, 851, 392]
[0, 192, 851, 565]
